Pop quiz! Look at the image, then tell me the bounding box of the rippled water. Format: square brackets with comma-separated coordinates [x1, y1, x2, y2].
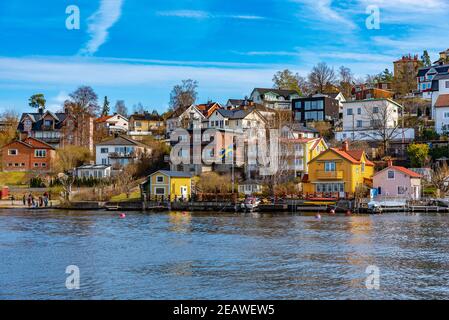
[1, 209, 449, 300]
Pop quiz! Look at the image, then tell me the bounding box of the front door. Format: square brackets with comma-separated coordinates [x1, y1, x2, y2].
[180, 186, 188, 199]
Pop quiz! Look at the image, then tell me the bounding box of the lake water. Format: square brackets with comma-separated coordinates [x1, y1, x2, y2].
[1, 209, 449, 300]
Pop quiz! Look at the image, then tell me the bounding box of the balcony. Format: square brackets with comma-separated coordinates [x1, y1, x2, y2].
[109, 152, 136, 159]
[316, 170, 344, 180]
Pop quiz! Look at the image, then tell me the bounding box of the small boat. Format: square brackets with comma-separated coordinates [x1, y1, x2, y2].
[241, 197, 260, 212]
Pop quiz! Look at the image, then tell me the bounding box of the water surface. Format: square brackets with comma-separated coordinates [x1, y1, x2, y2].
[1, 209, 449, 299]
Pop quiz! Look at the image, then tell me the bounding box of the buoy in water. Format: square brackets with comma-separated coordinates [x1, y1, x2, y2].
[315, 213, 321, 220]
[345, 210, 352, 216]
[119, 213, 126, 219]
[329, 209, 335, 215]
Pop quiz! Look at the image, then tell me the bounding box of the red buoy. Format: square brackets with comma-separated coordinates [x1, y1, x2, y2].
[119, 213, 126, 219]
[345, 210, 352, 216]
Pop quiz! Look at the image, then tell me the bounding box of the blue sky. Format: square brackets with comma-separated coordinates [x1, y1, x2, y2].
[0, 0, 448, 114]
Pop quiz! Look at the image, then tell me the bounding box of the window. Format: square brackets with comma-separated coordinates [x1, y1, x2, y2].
[102, 158, 107, 165]
[378, 187, 382, 195]
[44, 120, 53, 127]
[135, 121, 142, 127]
[347, 108, 353, 116]
[155, 187, 165, 195]
[361, 162, 365, 173]
[295, 112, 302, 121]
[356, 120, 363, 128]
[444, 112, 449, 119]
[42, 163, 46, 167]
[34, 163, 39, 167]
[388, 170, 395, 179]
[34, 150, 46, 158]
[100, 148, 109, 154]
[398, 186, 406, 195]
[446, 81, 449, 89]
[8, 149, 18, 156]
[305, 101, 312, 110]
[324, 161, 336, 172]
[156, 175, 164, 183]
[357, 108, 361, 115]
[373, 107, 379, 114]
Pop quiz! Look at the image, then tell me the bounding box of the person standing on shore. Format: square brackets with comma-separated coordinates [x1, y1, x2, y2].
[22, 194, 26, 206]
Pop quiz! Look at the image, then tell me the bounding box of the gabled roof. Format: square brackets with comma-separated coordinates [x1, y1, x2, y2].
[252, 88, 299, 98]
[227, 99, 245, 105]
[18, 111, 68, 132]
[2, 137, 55, 150]
[435, 94, 449, 108]
[129, 112, 163, 121]
[150, 170, 192, 178]
[434, 73, 449, 81]
[311, 147, 374, 166]
[96, 135, 147, 147]
[375, 166, 422, 178]
[417, 64, 449, 77]
[95, 115, 113, 123]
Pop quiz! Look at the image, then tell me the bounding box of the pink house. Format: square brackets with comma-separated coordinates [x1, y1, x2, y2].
[373, 161, 422, 200]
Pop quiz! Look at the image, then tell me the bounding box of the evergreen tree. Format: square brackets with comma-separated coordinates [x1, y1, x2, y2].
[102, 96, 110, 116]
[421, 50, 432, 67]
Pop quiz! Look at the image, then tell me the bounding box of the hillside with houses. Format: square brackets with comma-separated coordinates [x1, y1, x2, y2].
[2, 49, 449, 209]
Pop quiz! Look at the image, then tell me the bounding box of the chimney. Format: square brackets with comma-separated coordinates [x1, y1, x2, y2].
[341, 140, 349, 152]
[387, 159, 393, 167]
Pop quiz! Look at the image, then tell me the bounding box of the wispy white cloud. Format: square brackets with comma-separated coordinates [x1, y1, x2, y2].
[156, 10, 265, 20]
[291, 0, 357, 30]
[232, 50, 301, 57]
[79, 0, 124, 56]
[47, 91, 69, 112]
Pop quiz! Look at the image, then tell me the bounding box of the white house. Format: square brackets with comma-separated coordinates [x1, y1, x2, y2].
[207, 109, 267, 131]
[417, 64, 449, 100]
[250, 88, 300, 110]
[166, 103, 221, 137]
[434, 94, 449, 134]
[335, 99, 415, 141]
[75, 164, 112, 179]
[95, 136, 151, 167]
[95, 113, 128, 134]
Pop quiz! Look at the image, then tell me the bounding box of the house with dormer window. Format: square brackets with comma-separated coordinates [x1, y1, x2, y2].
[417, 64, 449, 100]
[250, 88, 300, 110]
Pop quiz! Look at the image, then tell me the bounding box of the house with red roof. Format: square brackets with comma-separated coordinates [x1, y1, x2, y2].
[1, 137, 55, 172]
[303, 141, 375, 199]
[373, 160, 422, 200]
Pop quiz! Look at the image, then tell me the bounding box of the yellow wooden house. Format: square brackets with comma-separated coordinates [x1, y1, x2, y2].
[142, 170, 192, 201]
[303, 141, 374, 198]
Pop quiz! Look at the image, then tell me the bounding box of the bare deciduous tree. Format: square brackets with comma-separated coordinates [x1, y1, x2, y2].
[169, 79, 198, 110]
[431, 163, 449, 197]
[359, 101, 403, 157]
[308, 62, 336, 93]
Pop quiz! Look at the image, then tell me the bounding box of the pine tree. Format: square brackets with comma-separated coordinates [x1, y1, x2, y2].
[101, 96, 110, 116]
[421, 50, 432, 67]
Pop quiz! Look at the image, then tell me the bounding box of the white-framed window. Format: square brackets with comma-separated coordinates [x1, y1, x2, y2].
[100, 148, 109, 153]
[34, 163, 39, 167]
[155, 187, 165, 195]
[356, 120, 363, 128]
[446, 81, 449, 89]
[388, 170, 395, 179]
[373, 107, 379, 114]
[42, 163, 46, 167]
[444, 112, 449, 119]
[398, 186, 406, 195]
[156, 175, 164, 183]
[357, 108, 361, 115]
[347, 108, 353, 116]
[34, 150, 46, 158]
[8, 149, 18, 156]
[324, 161, 336, 172]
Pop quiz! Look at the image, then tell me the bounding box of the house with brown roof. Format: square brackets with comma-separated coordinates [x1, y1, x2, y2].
[1, 137, 55, 172]
[95, 113, 128, 135]
[373, 160, 422, 200]
[166, 102, 222, 137]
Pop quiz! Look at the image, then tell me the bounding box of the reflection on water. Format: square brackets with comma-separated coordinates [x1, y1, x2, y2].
[1, 209, 449, 300]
